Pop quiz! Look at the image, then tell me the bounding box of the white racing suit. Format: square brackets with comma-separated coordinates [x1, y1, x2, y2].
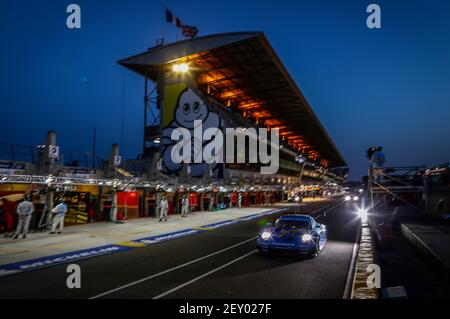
[51, 203, 68, 233]
[159, 199, 168, 221]
[209, 194, 214, 211]
[238, 195, 242, 208]
[181, 198, 189, 217]
[14, 200, 34, 238]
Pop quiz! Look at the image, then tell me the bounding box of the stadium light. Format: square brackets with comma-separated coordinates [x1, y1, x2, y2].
[172, 63, 189, 73]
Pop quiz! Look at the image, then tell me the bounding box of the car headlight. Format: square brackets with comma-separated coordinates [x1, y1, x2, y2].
[345, 195, 351, 201]
[295, 196, 300, 202]
[302, 234, 312, 242]
[353, 196, 359, 201]
[261, 231, 272, 240]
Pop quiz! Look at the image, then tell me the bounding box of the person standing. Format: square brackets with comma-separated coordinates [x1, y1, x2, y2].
[1, 198, 15, 238]
[159, 195, 168, 222]
[230, 192, 237, 208]
[13, 195, 34, 239]
[110, 192, 118, 223]
[181, 195, 189, 218]
[209, 192, 215, 211]
[237, 193, 243, 208]
[49, 198, 68, 234]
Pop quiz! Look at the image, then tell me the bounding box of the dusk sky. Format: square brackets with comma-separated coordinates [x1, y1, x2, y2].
[1, 0, 450, 180]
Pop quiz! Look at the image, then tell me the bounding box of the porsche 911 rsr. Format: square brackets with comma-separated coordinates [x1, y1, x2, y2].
[257, 215, 327, 257]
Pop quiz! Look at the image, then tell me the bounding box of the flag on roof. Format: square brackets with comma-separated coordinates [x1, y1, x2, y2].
[165, 9, 198, 38]
[182, 25, 199, 38]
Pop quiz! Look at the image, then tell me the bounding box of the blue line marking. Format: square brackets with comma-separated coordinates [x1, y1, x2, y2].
[0, 207, 288, 277]
[0, 245, 131, 276]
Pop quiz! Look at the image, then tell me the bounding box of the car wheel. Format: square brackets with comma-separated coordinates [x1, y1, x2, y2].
[314, 241, 320, 256]
[257, 246, 266, 255]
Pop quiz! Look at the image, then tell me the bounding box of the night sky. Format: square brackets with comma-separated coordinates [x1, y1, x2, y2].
[1, 0, 450, 180]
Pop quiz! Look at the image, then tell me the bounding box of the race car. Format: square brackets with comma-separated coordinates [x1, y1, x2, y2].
[257, 214, 327, 257]
[344, 193, 360, 202]
[287, 193, 303, 203]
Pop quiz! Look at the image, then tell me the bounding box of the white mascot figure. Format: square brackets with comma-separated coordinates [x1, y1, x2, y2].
[161, 88, 222, 177]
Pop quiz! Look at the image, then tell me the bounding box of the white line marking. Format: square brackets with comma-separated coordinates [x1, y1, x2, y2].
[401, 224, 448, 268]
[313, 200, 344, 219]
[89, 236, 257, 299]
[152, 201, 341, 299]
[342, 223, 361, 299]
[90, 202, 322, 299]
[152, 250, 256, 299]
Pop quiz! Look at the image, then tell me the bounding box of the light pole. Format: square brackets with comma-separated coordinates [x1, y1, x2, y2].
[298, 156, 306, 185]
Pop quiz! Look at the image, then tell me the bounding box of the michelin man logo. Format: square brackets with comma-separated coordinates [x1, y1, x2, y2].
[161, 88, 222, 177]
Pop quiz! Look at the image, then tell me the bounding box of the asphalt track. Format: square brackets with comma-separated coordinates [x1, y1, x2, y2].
[0, 199, 361, 299]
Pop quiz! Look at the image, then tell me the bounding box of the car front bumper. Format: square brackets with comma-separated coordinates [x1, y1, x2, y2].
[257, 239, 316, 255]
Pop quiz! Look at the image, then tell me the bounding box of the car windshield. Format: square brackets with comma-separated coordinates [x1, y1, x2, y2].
[275, 219, 311, 230]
